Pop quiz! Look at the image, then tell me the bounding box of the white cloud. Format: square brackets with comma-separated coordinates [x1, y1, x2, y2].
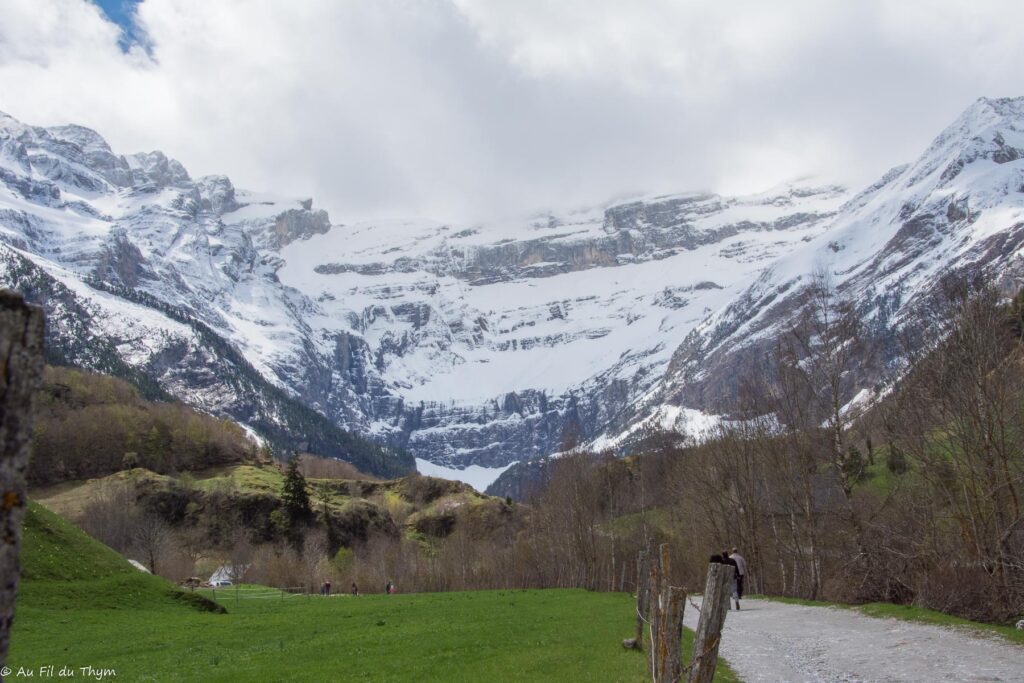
[2, 0, 1024, 222]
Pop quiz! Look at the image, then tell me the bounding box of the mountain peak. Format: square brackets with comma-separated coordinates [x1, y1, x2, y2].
[45, 123, 112, 154]
[974, 95, 1024, 117]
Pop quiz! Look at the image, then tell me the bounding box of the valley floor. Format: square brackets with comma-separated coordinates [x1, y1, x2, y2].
[684, 597, 1024, 682]
[12, 586, 737, 682]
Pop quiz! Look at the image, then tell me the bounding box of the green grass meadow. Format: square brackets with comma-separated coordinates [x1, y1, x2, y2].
[10, 502, 736, 682]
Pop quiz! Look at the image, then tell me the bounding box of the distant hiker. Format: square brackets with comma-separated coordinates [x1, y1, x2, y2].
[389, 583, 397, 594]
[721, 550, 740, 610]
[324, 579, 332, 596]
[729, 547, 747, 602]
[385, 581, 392, 594]
[351, 582, 359, 596]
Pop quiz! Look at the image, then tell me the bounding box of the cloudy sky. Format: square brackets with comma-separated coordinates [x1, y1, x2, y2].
[2, 0, 1024, 222]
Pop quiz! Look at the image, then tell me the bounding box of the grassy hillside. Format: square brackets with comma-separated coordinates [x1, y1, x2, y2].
[32, 463, 513, 542]
[16, 501, 221, 612]
[31, 463, 519, 583]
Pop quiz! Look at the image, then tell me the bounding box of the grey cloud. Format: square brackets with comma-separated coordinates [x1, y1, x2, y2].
[1, 0, 1023, 223]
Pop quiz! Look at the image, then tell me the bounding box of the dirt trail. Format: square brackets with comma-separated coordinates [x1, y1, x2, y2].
[682, 597, 1024, 682]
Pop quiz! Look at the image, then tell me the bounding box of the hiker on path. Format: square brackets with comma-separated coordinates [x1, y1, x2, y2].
[729, 548, 747, 604]
[351, 582, 359, 596]
[324, 579, 331, 596]
[721, 549, 740, 610]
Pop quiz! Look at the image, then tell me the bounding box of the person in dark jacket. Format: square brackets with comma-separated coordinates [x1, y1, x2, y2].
[721, 550, 740, 610]
[729, 547, 748, 601]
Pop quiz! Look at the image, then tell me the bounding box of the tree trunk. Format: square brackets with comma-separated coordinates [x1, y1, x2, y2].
[0, 291, 44, 666]
[688, 563, 732, 683]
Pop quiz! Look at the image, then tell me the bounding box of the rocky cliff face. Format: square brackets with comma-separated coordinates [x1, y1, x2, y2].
[274, 182, 845, 468]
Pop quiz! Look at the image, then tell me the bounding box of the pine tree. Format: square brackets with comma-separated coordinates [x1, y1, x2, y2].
[842, 445, 866, 483]
[887, 443, 909, 476]
[281, 452, 313, 524]
[1010, 287, 1024, 340]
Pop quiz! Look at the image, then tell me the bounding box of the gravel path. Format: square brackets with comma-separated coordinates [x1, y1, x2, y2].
[682, 597, 1024, 682]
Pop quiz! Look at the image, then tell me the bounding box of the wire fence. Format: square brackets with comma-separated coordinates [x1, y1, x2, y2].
[197, 586, 338, 604]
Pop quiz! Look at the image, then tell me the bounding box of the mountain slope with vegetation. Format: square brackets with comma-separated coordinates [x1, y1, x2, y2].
[0, 246, 414, 478]
[30, 365, 260, 486]
[17, 501, 220, 613]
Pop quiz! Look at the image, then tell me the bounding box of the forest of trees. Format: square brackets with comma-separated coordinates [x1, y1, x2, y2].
[30, 366, 259, 486]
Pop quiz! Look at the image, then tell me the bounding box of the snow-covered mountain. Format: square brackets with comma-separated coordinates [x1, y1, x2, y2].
[0, 112, 412, 476]
[276, 181, 845, 470]
[3, 97, 1024, 488]
[589, 96, 1024, 453]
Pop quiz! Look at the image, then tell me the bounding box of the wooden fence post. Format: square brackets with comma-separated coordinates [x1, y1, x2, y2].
[0, 291, 43, 666]
[638, 544, 685, 683]
[635, 549, 650, 647]
[688, 563, 732, 683]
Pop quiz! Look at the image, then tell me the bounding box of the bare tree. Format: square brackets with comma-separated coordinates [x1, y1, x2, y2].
[174, 526, 207, 578]
[133, 511, 172, 575]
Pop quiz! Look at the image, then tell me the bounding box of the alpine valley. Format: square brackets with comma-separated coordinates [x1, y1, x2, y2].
[2, 97, 1023, 489]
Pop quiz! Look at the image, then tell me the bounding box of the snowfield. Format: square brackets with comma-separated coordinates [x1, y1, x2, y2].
[414, 458, 517, 492]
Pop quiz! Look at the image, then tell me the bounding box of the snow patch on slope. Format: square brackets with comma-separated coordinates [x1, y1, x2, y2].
[415, 458, 518, 493]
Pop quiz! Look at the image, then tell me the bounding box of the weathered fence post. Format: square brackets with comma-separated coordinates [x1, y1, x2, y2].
[639, 544, 685, 683]
[634, 548, 650, 647]
[623, 547, 652, 651]
[688, 562, 732, 683]
[0, 291, 43, 666]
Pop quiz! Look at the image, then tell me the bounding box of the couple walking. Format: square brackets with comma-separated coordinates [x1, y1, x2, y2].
[711, 547, 747, 610]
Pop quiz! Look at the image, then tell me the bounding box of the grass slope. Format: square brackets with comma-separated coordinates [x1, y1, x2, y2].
[32, 464, 513, 545]
[17, 501, 217, 612]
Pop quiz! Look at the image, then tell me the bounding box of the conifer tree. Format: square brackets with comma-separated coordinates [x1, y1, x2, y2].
[281, 452, 313, 524]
